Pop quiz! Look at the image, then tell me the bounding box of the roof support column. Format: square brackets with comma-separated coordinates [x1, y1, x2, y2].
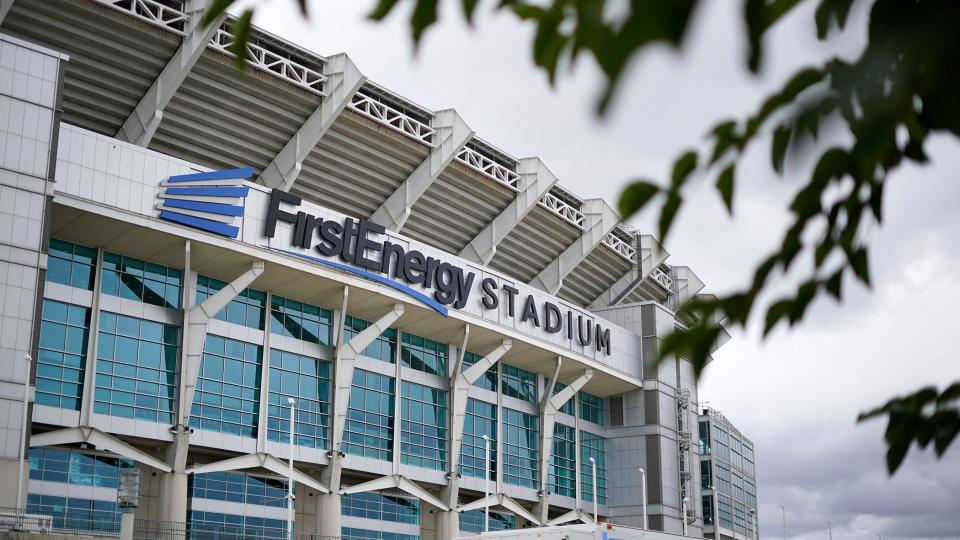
[369, 109, 473, 231]
[533, 362, 593, 523]
[258, 53, 365, 190]
[116, 0, 227, 146]
[588, 235, 669, 309]
[442, 329, 511, 509]
[0, 0, 14, 25]
[529, 198, 620, 294]
[318, 297, 405, 536]
[459, 157, 558, 265]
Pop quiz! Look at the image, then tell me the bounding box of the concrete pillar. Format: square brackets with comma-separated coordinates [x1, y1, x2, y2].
[435, 510, 459, 540]
[315, 491, 342, 537]
[159, 430, 190, 523]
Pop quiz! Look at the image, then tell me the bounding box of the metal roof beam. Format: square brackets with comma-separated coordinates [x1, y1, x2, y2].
[116, 0, 227, 146]
[370, 109, 473, 231]
[529, 198, 620, 294]
[459, 157, 558, 265]
[259, 53, 365, 190]
[588, 234, 669, 309]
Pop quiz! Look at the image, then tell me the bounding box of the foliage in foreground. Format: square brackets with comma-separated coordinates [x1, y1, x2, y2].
[201, 0, 960, 473]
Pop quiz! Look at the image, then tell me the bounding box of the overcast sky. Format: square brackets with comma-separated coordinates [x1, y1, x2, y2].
[247, 2, 960, 538]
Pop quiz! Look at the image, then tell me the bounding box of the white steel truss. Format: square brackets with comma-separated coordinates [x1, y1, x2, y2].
[348, 89, 435, 145]
[650, 265, 675, 291]
[539, 191, 585, 228]
[208, 23, 326, 95]
[92, 0, 188, 34]
[602, 230, 637, 262]
[455, 145, 520, 190]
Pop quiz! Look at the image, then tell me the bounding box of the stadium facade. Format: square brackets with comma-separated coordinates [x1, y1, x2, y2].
[0, 1, 748, 539]
[699, 408, 758, 540]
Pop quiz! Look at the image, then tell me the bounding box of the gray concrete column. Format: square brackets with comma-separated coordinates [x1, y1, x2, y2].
[316, 491, 342, 537]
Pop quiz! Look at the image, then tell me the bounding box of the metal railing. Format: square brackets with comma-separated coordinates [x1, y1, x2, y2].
[348, 90, 436, 145]
[92, 0, 189, 34]
[538, 191, 584, 228]
[208, 25, 326, 95]
[650, 266, 674, 291]
[602, 231, 636, 262]
[455, 146, 520, 190]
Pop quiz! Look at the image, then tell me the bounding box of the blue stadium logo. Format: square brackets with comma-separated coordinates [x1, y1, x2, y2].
[157, 167, 253, 238]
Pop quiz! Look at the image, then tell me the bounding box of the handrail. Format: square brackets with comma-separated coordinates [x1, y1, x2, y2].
[538, 192, 584, 228]
[650, 266, 674, 291]
[348, 90, 436, 145]
[455, 146, 520, 190]
[208, 26, 326, 95]
[602, 232, 636, 262]
[92, 0, 188, 34]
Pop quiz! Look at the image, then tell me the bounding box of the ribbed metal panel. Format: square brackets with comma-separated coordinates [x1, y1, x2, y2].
[3, 0, 179, 135]
[293, 109, 430, 219]
[401, 161, 514, 255]
[558, 245, 632, 307]
[488, 205, 579, 283]
[149, 53, 317, 172]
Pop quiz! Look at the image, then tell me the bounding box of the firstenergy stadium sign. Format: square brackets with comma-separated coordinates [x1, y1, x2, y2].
[264, 189, 613, 356]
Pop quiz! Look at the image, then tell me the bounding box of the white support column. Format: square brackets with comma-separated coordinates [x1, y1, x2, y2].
[258, 53, 365, 190]
[116, 0, 227, 146]
[317, 302, 405, 538]
[186, 452, 329, 494]
[588, 234, 669, 309]
[79, 247, 105, 426]
[179, 261, 265, 428]
[530, 198, 620, 294]
[534, 365, 593, 523]
[457, 493, 541, 526]
[0, 0, 14, 25]
[30, 427, 171, 473]
[341, 474, 449, 512]
[161, 257, 263, 524]
[546, 508, 594, 526]
[369, 109, 473, 231]
[459, 157, 558, 265]
[256, 292, 274, 453]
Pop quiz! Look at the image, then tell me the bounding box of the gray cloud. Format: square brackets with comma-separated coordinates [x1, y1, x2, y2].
[251, 2, 960, 538]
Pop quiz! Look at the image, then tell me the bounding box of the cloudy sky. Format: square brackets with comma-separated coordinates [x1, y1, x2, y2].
[247, 2, 960, 538]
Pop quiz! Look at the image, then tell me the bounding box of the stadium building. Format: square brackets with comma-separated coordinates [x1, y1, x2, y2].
[0, 1, 743, 538]
[699, 408, 758, 540]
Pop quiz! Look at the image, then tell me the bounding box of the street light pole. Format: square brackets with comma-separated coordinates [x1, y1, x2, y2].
[828, 520, 833, 540]
[16, 354, 31, 512]
[781, 505, 787, 540]
[287, 398, 296, 540]
[681, 497, 689, 537]
[482, 434, 490, 533]
[638, 468, 648, 529]
[589, 457, 598, 524]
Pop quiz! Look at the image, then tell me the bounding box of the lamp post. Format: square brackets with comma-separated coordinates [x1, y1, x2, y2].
[638, 468, 648, 529]
[828, 520, 833, 540]
[287, 398, 296, 540]
[681, 497, 689, 536]
[589, 457, 598, 524]
[781, 505, 787, 540]
[482, 434, 490, 533]
[16, 354, 31, 512]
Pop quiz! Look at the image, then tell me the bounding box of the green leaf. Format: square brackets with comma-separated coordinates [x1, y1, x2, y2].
[202, 0, 236, 27]
[411, 0, 440, 46]
[462, 0, 480, 24]
[368, 0, 402, 20]
[772, 124, 791, 174]
[671, 150, 698, 188]
[658, 192, 683, 243]
[229, 9, 254, 71]
[825, 269, 843, 300]
[849, 246, 870, 286]
[815, 0, 856, 39]
[763, 299, 792, 336]
[618, 181, 660, 220]
[716, 164, 735, 214]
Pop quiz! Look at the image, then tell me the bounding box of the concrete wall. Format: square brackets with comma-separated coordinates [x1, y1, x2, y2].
[0, 33, 66, 509]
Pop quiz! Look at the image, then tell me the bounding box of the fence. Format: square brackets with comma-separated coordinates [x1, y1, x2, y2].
[0, 507, 338, 540]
